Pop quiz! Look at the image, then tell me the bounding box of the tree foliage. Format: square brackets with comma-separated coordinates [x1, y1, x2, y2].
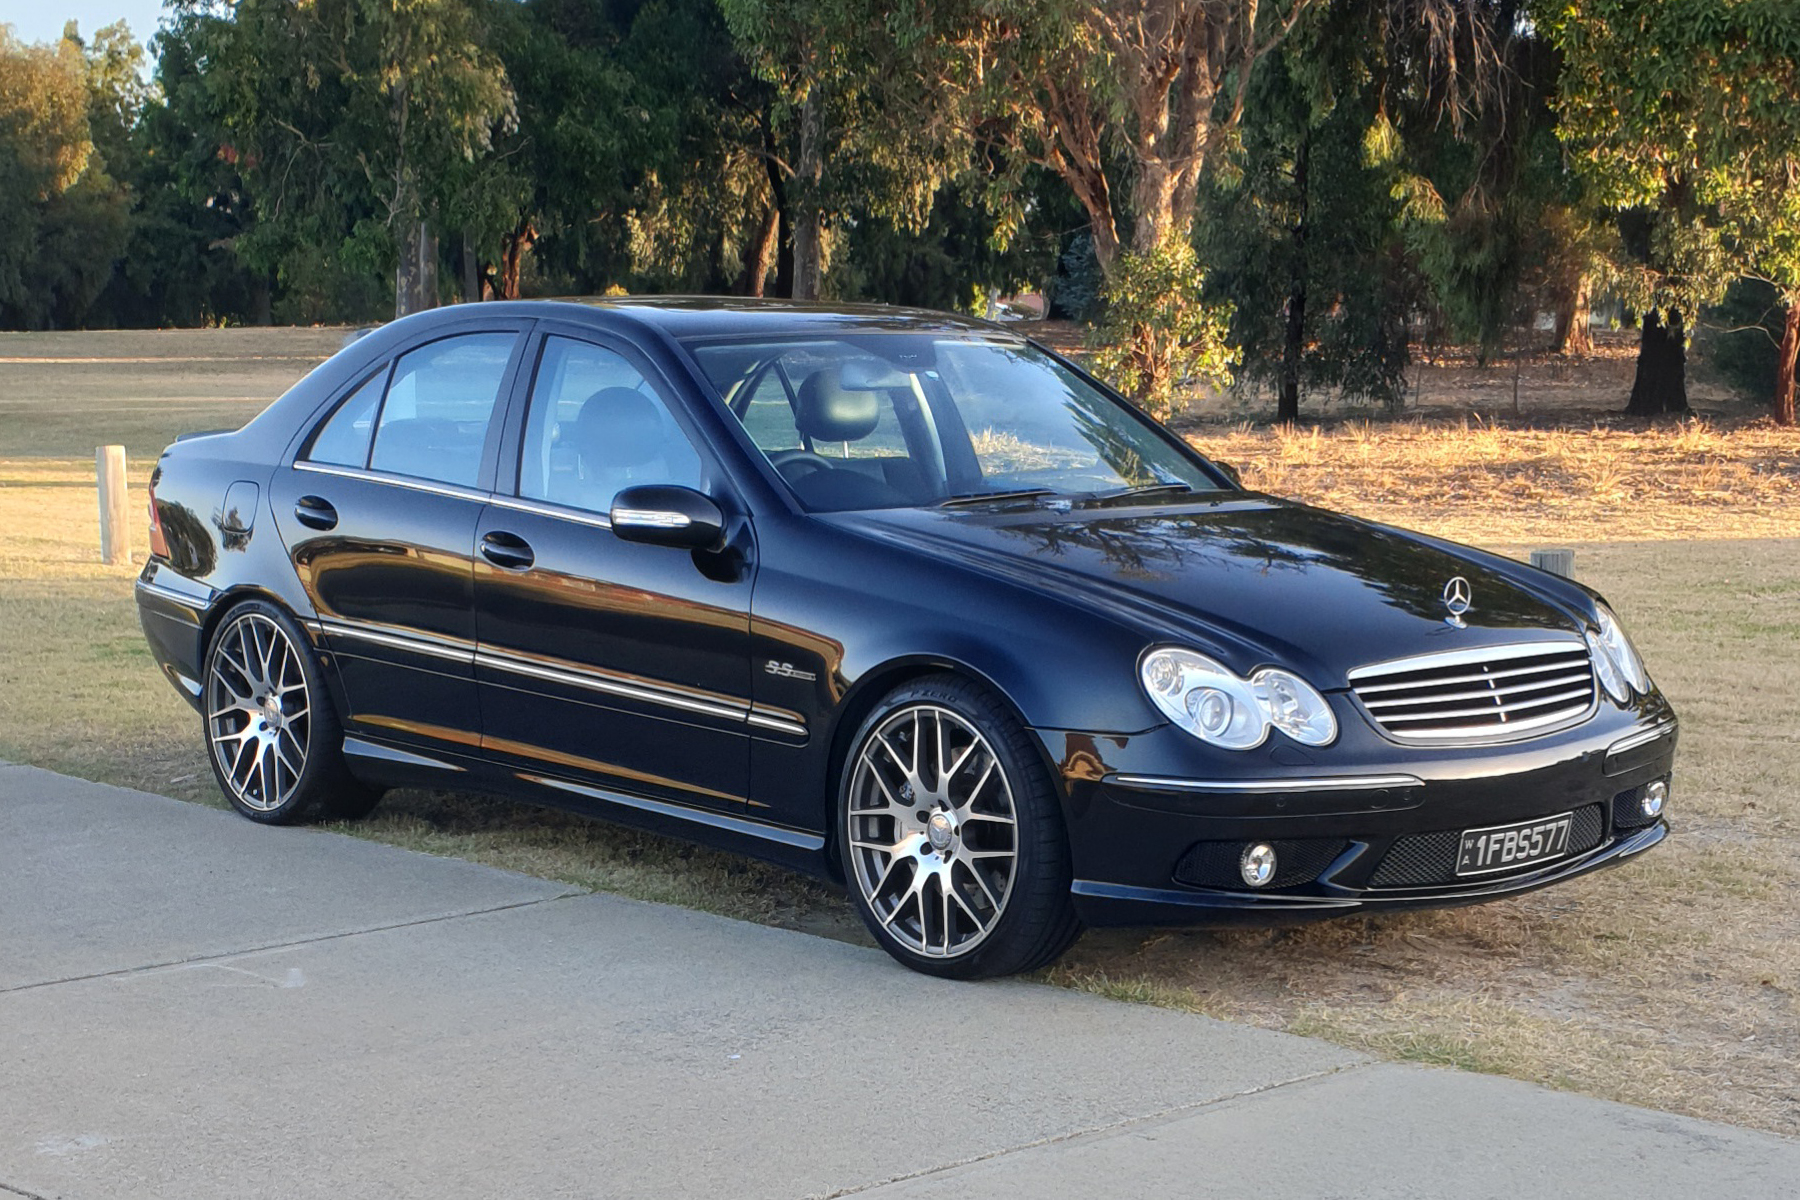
[1548, 0, 1800, 421]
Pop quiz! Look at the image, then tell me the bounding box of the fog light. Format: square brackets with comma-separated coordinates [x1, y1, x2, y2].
[1642, 780, 1667, 819]
[1240, 843, 1277, 888]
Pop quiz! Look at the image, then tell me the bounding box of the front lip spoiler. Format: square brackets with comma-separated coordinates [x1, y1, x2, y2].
[1071, 821, 1667, 920]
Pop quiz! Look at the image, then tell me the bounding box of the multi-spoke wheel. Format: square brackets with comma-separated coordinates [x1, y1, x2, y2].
[840, 676, 1080, 978]
[202, 600, 381, 824]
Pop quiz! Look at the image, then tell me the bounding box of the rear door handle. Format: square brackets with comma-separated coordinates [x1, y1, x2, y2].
[480, 530, 535, 570]
[293, 495, 338, 531]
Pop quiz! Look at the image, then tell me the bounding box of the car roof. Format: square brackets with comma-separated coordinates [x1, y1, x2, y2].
[469, 295, 1019, 342]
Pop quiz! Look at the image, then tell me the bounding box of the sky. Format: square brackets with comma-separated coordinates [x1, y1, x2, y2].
[2, 0, 169, 48]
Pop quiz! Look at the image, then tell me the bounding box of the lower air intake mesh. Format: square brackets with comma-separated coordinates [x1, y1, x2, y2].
[1368, 805, 1605, 888]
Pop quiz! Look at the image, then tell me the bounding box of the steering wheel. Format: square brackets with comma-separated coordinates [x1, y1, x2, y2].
[770, 449, 839, 482]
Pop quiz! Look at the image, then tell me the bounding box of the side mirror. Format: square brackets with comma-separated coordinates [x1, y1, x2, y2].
[610, 484, 726, 550]
[1212, 460, 1244, 487]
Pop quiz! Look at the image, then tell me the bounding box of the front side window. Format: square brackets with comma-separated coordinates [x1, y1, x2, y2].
[368, 332, 516, 488]
[518, 335, 703, 516]
[685, 334, 1223, 512]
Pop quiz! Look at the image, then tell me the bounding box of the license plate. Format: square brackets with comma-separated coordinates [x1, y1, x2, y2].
[1455, 812, 1575, 876]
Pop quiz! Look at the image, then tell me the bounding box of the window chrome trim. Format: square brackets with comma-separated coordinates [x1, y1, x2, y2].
[1345, 638, 1588, 682]
[1108, 773, 1425, 794]
[487, 493, 613, 530]
[293, 460, 490, 504]
[523, 774, 825, 851]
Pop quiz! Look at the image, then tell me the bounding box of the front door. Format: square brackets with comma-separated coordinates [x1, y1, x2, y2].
[472, 332, 754, 810]
[271, 327, 525, 755]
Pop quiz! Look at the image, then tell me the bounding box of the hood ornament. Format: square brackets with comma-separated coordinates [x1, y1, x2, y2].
[1442, 576, 1473, 628]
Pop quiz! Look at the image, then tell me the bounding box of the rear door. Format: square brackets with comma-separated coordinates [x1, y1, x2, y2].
[270, 324, 529, 755]
[471, 329, 755, 811]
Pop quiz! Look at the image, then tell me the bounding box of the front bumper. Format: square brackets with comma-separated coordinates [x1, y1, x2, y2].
[1043, 699, 1677, 928]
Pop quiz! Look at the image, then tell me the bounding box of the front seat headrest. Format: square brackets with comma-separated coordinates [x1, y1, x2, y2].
[796, 367, 881, 443]
[573, 387, 665, 470]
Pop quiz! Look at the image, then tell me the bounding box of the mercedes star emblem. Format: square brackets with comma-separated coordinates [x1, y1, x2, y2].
[1442, 576, 1473, 628]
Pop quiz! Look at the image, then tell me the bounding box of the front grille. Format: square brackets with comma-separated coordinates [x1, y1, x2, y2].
[1349, 640, 1595, 743]
[1368, 804, 1605, 888]
[1174, 838, 1348, 890]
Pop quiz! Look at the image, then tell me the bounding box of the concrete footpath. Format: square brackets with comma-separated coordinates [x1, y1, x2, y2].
[3, 763, 1795, 1199]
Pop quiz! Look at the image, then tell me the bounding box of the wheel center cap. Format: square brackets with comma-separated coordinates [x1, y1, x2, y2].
[927, 811, 955, 852]
[260, 698, 282, 727]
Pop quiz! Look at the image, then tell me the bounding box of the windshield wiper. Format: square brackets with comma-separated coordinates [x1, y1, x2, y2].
[936, 488, 1058, 508]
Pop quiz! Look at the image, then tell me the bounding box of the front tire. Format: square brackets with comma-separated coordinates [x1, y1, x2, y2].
[202, 600, 381, 824]
[838, 675, 1081, 978]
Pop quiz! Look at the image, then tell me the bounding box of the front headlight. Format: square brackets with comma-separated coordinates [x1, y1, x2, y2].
[1587, 604, 1649, 703]
[1140, 648, 1338, 750]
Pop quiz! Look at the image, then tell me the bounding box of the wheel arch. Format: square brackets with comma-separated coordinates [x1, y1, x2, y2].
[197, 586, 351, 728]
[818, 653, 1064, 884]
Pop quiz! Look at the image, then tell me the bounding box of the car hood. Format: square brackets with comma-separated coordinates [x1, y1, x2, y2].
[825, 495, 1589, 687]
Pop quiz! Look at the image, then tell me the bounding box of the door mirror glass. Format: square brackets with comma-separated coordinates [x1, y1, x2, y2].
[610, 484, 725, 550]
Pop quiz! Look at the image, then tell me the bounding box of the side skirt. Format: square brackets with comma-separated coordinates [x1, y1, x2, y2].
[338, 734, 832, 878]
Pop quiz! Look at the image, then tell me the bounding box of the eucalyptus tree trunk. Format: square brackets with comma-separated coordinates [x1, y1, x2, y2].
[791, 88, 825, 301]
[743, 207, 780, 297]
[1278, 128, 1312, 425]
[1625, 308, 1690, 416]
[393, 222, 438, 317]
[1775, 302, 1798, 426]
[1553, 274, 1593, 356]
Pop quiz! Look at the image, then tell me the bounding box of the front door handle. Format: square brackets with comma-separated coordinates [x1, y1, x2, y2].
[480, 530, 535, 570]
[293, 495, 338, 531]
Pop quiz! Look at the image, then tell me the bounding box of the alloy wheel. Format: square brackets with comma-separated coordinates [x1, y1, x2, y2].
[207, 611, 311, 812]
[846, 704, 1019, 959]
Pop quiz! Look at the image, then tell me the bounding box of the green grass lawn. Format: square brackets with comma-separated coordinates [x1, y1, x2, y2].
[2, 328, 1797, 1137]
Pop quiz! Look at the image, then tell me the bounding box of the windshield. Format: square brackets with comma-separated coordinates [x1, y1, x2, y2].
[683, 334, 1227, 512]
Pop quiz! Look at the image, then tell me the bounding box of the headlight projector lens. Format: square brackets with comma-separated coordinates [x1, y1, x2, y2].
[1240, 843, 1278, 888]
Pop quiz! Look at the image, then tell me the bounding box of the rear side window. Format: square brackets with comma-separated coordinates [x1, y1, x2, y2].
[305, 371, 386, 468]
[369, 333, 516, 488]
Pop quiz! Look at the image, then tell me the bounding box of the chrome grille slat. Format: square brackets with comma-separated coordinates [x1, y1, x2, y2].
[1360, 671, 1594, 708]
[1350, 641, 1596, 744]
[1352, 655, 1590, 694]
[1378, 687, 1594, 724]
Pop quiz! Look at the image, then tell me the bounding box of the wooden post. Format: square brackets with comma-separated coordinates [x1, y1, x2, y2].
[1530, 548, 1575, 578]
[97, 444, 130, 566]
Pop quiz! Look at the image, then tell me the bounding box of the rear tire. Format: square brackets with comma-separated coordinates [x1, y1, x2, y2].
[838, 674, 1081, 978]
[202, 600, 382, 824]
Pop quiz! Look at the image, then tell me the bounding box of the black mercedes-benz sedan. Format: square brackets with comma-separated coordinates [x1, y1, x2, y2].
[135, 298, 1676, 977]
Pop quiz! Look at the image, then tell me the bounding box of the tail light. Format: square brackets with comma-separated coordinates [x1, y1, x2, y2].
[148, 480, 169, 559]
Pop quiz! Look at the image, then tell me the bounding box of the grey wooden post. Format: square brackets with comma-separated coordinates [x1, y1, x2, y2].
[1529, 548, 1575, 578]
[97, 444, 131, 566]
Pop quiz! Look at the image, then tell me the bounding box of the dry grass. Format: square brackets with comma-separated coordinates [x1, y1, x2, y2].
[1188, 417, 1800, 544]
[2, 327, 1799, 1138]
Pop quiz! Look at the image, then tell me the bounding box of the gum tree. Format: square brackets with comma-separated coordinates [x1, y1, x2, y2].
[1549, 0, 1800, 423]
